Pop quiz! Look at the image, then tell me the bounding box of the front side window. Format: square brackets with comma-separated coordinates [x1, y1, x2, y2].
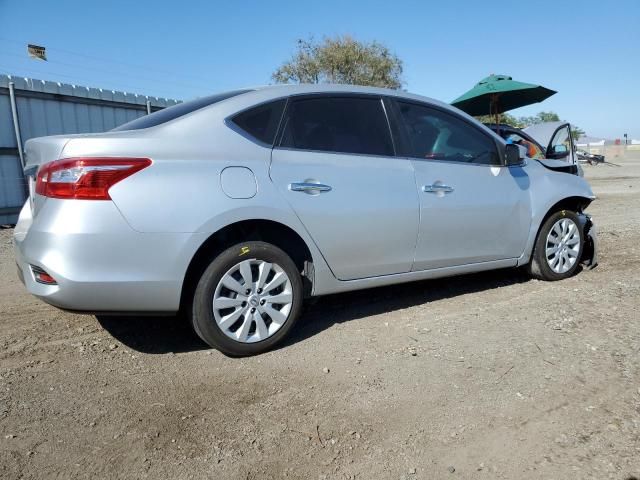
[279, 96, 394, 156]
[396, 101, 500, 165]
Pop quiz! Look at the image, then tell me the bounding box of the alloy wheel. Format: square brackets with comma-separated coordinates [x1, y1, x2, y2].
[545, 218, 581, 274]
[212, 259, 293, 343]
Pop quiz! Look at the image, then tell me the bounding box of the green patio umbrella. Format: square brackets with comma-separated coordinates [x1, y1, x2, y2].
[451, 74, 556, 119]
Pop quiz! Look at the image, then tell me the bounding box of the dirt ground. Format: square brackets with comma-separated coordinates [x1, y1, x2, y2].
[1, 157, 639, 480]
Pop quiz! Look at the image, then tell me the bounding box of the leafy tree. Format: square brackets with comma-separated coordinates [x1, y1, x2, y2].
[272, 36, 403, 89]
[476, 110, 585, 140]
[570, 125, 586, 141]
[518, 111, 560, 126]
[475, 113, 525, 128]
[535, 111, 560, 123]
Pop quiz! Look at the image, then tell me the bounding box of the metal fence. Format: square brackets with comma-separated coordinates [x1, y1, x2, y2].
[0, 74, 179, 224]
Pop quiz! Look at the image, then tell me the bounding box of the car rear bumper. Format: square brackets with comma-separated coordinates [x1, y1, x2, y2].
[13, 199, 202, 313]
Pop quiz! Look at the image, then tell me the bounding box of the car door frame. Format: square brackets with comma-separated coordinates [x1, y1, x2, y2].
[268, 92, 421, 281]
[383, 96, 534, 270]
[382, 96, 508, 166]
[273, 92, 399, 155]
[547, 123, 577, 165]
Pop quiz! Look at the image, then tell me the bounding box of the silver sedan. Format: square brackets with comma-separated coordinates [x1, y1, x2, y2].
[14, 84, 598, 356]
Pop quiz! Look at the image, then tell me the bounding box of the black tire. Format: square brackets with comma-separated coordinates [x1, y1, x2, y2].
[527, 210, 584, 281]
[191, 241, 303, 356]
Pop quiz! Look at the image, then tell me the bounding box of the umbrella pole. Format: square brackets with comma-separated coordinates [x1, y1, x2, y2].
[491, 95, 501, 135]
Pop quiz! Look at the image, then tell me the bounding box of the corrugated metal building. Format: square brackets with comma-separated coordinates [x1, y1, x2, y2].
[0, 75, 179, 224]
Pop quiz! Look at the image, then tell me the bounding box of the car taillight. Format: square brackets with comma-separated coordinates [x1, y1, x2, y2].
[35, 157, 151, 200]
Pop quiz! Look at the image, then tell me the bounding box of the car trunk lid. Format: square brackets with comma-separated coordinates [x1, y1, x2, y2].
[23, 135, 74, 216]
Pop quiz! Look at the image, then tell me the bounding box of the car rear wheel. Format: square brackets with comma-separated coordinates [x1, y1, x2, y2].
[527, 210, 584, 281]
[191, 241, 303, 356]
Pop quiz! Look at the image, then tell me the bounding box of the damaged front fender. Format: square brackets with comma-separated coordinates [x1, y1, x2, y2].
[579, 213, 598, 269]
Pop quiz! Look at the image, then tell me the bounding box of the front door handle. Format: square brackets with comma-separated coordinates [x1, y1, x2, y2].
[423, 184, 454, 194]
[289, 182, 332, 194]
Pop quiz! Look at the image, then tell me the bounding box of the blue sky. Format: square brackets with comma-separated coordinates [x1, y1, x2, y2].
[0, 0, 638, 139]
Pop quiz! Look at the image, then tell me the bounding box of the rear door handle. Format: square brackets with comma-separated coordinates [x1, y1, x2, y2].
[423, 184, 454, 194]
[289, 182, 332, 194]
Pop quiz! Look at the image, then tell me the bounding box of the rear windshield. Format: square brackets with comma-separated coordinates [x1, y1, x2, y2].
[112, 89, 251, 131]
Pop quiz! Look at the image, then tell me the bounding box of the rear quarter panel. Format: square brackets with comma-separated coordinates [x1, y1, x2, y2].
[61, 110, 282, 233]
[59, 107, 333, 293]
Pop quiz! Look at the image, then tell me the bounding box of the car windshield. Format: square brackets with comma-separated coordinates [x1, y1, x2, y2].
[112, 89, 251, 131]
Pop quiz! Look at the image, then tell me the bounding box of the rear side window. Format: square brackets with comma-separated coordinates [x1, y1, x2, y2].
[231, 99, 286, 145]
[279, 96, 394, 156]
[396, 101, 500, 165]
[112, 89, 250, 131]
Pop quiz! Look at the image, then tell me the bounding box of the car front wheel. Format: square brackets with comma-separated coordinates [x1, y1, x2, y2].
[191, 241, 303, 356]
[528, 210, 584, 281]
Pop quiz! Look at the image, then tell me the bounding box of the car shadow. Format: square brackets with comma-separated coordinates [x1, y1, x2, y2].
[96, 313, 209, 354]
[96, 267, 532, 355]
[279, 267, 532, 349]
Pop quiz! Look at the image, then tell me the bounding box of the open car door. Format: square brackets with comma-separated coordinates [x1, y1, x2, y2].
[524, 121, 577, 165]
[524, 121, 581, 175]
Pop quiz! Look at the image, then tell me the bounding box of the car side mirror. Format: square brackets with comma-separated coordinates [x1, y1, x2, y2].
[505, 143, 523, 166]
[547, 144, 569, 159]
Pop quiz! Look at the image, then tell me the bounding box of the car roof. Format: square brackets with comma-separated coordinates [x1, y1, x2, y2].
[239, 84, 503, 142]
[113, 83, 505, 145]
[484, 123, 519, 130]
[249, 83, 448, 108]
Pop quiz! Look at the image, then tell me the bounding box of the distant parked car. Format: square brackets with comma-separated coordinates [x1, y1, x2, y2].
[15, 85, 598, 356]
[576, 148, 605, 165]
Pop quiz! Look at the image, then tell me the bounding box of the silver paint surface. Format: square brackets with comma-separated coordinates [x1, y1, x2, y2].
[14, 84, 597, 312]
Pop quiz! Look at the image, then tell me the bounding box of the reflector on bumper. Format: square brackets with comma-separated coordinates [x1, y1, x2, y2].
[30, 265, 57, 285]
